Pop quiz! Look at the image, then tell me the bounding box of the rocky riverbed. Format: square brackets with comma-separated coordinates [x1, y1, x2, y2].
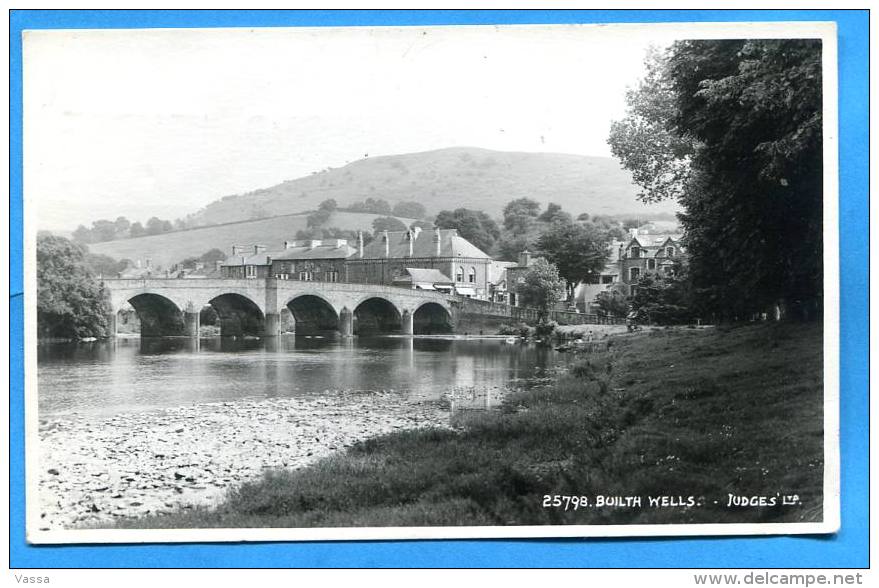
[37, 390, 450, 530]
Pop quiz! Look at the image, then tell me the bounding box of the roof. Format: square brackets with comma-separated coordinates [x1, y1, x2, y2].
[393, 268, 454, 284]
[359, 229, 490, 260]
[222, 253, 273, 267]
[629, 233, 681, 249]
[272, 243, 357, 261]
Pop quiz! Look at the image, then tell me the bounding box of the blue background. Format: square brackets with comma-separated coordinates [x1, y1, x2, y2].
[9, 10, 869, 568]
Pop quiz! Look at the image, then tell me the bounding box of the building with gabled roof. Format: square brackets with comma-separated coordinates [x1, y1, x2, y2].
[346, 227, 493, 299]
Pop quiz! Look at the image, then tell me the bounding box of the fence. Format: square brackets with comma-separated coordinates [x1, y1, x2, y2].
[452, 296, 625, 326]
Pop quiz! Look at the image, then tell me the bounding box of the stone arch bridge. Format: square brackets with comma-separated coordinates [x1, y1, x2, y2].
[102, 278, 460, 337]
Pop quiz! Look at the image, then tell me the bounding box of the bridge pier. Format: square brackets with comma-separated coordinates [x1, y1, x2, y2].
[339, 307, 354, 337]
[105, 313, 117, 338]
[264, 313, 281, 337]
[401, 310, 413, 335]
[184, 311, 200, 337]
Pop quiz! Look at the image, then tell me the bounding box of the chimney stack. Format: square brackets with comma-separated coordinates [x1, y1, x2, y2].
[434, 227, 442, 257]
[407, 230, 414, 257]
[518, 250, 531, 268]
[383, 230, 389, 257]
[254, 245, 266, 255]
[358, 231, 364, 258]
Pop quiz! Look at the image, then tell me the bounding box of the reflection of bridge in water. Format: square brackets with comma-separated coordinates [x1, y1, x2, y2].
[102, 278, 458, 337]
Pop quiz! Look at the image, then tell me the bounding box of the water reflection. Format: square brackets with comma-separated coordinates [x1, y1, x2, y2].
[37, 335, 562, 420]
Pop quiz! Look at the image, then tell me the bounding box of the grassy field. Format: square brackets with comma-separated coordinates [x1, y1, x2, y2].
[88, 211, 413, 269]
[115, 321, 823, 529]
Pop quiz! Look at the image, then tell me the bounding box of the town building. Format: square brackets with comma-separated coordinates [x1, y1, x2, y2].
[345, 227, 493, 299]
[617, 229, 683, 295]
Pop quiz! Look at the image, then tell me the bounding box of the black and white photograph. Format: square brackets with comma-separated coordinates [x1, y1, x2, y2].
[24, 20, 839, 543]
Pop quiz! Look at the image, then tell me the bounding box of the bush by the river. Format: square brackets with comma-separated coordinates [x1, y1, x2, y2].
[37, 234, 112, 340]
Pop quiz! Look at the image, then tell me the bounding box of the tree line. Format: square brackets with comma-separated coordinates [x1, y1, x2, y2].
[72, 215, 183, 244]
[608, 39, 823, 322]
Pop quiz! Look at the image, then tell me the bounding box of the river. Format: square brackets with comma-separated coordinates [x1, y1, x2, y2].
[35, 335, 564, 530]
[38, 335, 561, 419]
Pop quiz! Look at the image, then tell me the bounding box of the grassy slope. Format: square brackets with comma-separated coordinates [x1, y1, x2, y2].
[115, 322, 823, 529]
[88, 211, 412, 269]
[189, 147, 680, 226]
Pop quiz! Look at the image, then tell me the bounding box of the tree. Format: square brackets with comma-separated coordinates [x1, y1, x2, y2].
[307, 208, 332, 228]
[37, 235, 111, 339]
[630, 267, 694, 325]
[129, 222, 145, 238]
[371, 216, 407, 235]
[535, 219, 612, 300]
[392, 201, 427, 219]
[537, 203, 572, 225]
[84, 252, 128, 277]
[145, 217, 165, 236]
[71, 224, 93, 244]
[595, 289, 630, 318]
[502, 197, 541, 234]
[113, 216, 131, 237]
[90, 219, 118, 242]
[608, 40, 823, 320]
[434, 208, 500, 254]
[318, 199, 338, 211]
[517, 258, 565, 322]
[199, 248, 227, 263]
[607, 46, 695, 204]
[348, 198, 392, 215]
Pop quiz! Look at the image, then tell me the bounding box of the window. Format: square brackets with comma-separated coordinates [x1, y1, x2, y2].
[456, 266, 464, 282]
[326, 270, 339, 283]
[629, 267, 640, 282]
[468, 266, 477, 283]
[601, 275, 615, 284]
[298, 271, 313, 281]
[245, 265, 257, 279]
[666, 246, 675, 257]
[630, 247, 640, 258]
[647, 259, 656, 270]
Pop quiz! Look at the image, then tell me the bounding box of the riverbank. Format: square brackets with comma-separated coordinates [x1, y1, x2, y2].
[112, 321, 823, 529]
[37, 391, 450, 530]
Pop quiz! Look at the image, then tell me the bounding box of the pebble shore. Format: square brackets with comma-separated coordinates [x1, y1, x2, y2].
[38, 391, 450, 530]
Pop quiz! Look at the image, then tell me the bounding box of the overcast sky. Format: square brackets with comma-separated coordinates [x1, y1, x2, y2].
[24, 23, 678, 232]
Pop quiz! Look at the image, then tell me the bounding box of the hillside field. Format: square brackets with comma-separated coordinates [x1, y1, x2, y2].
[187, 147, 680, 227]
[88, 211, 412, 269]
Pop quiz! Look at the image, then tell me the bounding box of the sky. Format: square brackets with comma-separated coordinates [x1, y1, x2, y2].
[24, 23, 677, 232]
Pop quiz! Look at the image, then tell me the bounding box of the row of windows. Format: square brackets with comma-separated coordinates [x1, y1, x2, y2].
[628, 265, 675, 281]
[629, 246, 676, 259]
[274, 271, 340, 282]
[455, 266, 478, 283]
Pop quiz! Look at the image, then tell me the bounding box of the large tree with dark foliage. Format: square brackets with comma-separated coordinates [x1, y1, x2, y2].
[536, 219, 612, 300]
[434, 208, 501, 254]
[37, 235, 111, 339]
[608, 39, 823, 320]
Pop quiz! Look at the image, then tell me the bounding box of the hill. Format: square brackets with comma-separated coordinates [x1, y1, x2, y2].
[88, 211, 411, 269]
[187, 147, 678, 226]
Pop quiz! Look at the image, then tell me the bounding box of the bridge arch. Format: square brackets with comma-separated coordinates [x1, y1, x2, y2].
[208, 292, 266, 337]
[412, 301, 454, 334]
[284, 293, 340, 334]
[353, 296, 402, 335]
[124, 293, 186, 337]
